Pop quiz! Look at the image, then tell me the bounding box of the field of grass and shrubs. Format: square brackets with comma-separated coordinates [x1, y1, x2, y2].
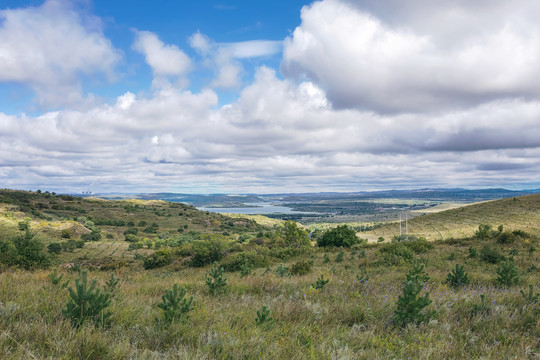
[0, 190, 539, 359]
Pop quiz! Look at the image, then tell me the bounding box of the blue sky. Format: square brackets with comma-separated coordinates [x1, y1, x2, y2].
[1, 0, 540, 194]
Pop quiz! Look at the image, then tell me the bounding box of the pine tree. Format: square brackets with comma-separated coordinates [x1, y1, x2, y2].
[63, 270, 112, 327]
[157, 284, 194, 324]
[446, 264, 470, 288]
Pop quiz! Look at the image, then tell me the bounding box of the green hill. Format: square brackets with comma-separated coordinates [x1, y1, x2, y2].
[365, 194, 540, 241]
[0, 189, 262, 263]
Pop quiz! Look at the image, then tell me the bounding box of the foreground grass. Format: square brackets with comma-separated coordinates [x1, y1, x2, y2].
[1, 235, 538, 359]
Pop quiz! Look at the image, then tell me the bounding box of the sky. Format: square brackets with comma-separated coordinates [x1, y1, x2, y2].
[1, 0, 540, 194]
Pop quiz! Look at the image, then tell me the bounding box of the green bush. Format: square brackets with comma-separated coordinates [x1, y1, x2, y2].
[255, 305, 274, 329]
[290, 259, 312, 275]
[191, 238, 228, 267]
[12, 230, 51, 269]
[206, 262, 228, 296]
[143, 249, 172, 270]
[496, 259, 519, 286]
[277, 221, 310, 247]
[47, 242, 63, 254]
[379, 243, 414, 265]
[480, 245, 505, 264]
[393, 265, 432, 326]
[497, 232, 516, 244]
[475, 224, 498, 239]
[219, 251, 270, 272]
[446, 264, 470, 288]
[156, 284, 194, 324]
[312, 274, 329, 290]
[63, 270, 112, 327]
[275, 264, 289, 277]
[335, 251, 344, 263]
[317, 225, 359, 248]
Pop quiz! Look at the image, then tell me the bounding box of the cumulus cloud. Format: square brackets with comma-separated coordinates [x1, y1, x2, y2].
[2, 66, 540, 193]
[282, 0, 540, 113]
[133, 30, 192, 87]
[189, 31, 282, 88]
[0, 0, 121, 107]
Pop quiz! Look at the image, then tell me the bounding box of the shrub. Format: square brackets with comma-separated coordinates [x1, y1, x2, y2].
[379, 243, 414, 265]
[393, 265, 432, 326]
[18, 221, 29, 231]
[447, 264, 470, 288]
[220, 251, 270, 272]
[143, 249, 172, 270]
[104, 273, 120, 293]
[496, 259, 519, 286]
[290, 259, 312, 276]
[317, 225, 359, 248]
[335, 251, 344, 263]
[323, 253, 330, 263]
[0, 238, 17, 266]
[470, 294, 491, 317]
[81, 229, 101, 242]
[480, 245, 505, 264]
[468, 247, 478, 258]
[275, 264, 289, 277]
[123, 227, 138, 236]
[63, 270, 112, 327]
[61, 229, 72, 239]
[475, 224, 497, 239]
[255, 305, 274, 328]
[312, 274, 329, 290]
[191, 238, 228, 267]
[520, 285, 539, 303]
[206, 262, 228, 295]
[497, 232, 516, 244]
[47, 242, 63, 254]
[12, 230, 51, 269]
[405, 239, 434, 254]
[278, 221, 310, 247]
[356, 268, 369, 285]
[156, 284, 194, 324]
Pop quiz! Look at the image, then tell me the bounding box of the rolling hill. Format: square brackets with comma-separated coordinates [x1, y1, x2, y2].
[364, 193, 540, 241]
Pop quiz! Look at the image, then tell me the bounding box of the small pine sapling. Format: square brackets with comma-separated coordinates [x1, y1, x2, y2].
[446, 264, 470, 288]
[323, 254, 330, 263]
[312, 274, 329, 290]
[496, 259, 520, 286]
[255, 305, 274, 328]
[393, 264, 432, 326]
[206, 262, 228, 295]
[156, 283, 194, 324]
[49, 268, 64, 285]
[356, 268, 369, 286]
[407, 262, 430, 283]
[520, 285, 539, 303]
[63, 270, 112, 327]
[239, 262, 253, 277]
[468, 247, 478, 258]
[470, 294, 491, 317]
[105, 273, 120, 293]
[335, 251, 344, 263]
[275, 264, 289, 277]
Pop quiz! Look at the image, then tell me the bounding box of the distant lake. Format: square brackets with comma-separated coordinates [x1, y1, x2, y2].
[197, 203, 313, 215]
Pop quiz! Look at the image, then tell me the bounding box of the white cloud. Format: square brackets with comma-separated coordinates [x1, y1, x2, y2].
[2, 67, 540, 193]
[133, 31, 191, 77]
[282, 0, 540, 112]
[189, 31, 282, 89]
[0, 0, 121, 107]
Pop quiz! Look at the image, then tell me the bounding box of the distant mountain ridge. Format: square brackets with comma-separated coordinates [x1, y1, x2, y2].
[88, 188, 540, 207]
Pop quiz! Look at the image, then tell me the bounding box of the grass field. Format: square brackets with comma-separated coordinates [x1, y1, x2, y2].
[1, 233, 538, 359]
[364, 194, 540, 242]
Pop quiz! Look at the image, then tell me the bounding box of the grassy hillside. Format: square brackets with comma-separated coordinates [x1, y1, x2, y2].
[1, 190, 539, 359]
[0, 189, 262, 263]
[364, 194, 540, 242]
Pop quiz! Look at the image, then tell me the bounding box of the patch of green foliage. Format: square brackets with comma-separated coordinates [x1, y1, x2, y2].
[63, 270, 112, 327]
[156, 284, 194, 325]
[206, 262, 228, 296]
[446, 264, 470, 288]
[317, 225, 360, 248]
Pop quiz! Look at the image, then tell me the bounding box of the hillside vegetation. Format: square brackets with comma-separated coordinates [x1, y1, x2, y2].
[365, 194, 540, 242]
[0, 190, 539, 359]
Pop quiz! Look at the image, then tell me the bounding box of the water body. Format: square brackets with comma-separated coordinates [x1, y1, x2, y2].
[197, 203, 311, 215]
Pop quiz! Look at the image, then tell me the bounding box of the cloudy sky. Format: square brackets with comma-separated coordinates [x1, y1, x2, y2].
[1, 0, 539, 194]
